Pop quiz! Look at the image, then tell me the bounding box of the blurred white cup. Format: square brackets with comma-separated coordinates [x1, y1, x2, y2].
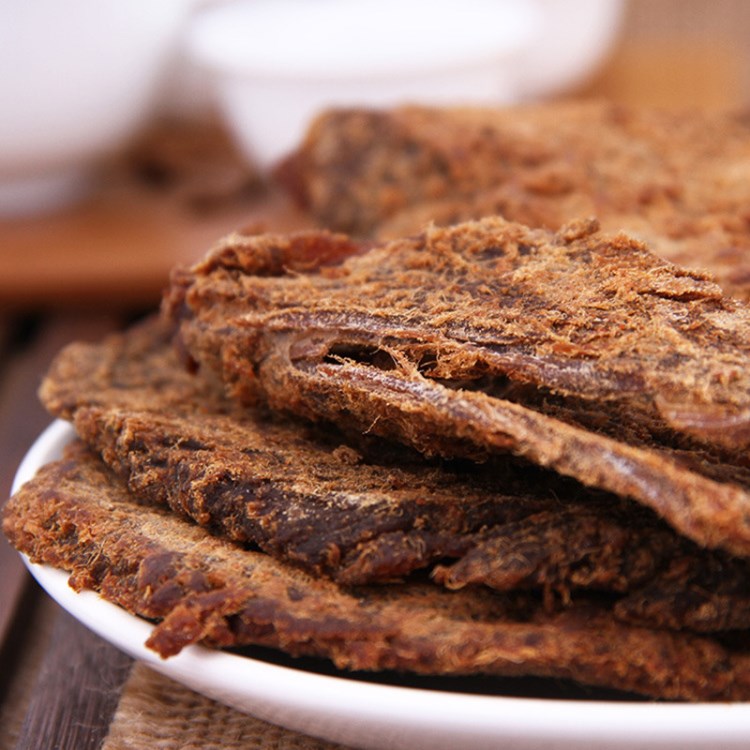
[187, 0, 624, 171]
[188, 0, 544, 170]
[513, 0, 625, 100]
[0, 0, 191, 217]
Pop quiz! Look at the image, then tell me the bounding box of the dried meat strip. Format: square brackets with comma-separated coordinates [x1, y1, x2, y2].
[616, 553, 750, 633]
[276, 103, 750, 301]
[164, 218, 750, 556]
[276, 102, 650, 235]
[39, 319, 697, 607]
[38, 319, 563, 585]
[4, 443, 750, 701]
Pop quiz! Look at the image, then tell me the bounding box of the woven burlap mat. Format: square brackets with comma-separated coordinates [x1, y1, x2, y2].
[101, 662, 351, 750]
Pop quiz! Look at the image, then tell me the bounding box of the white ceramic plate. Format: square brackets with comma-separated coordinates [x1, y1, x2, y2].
[11, 420, 750, 750]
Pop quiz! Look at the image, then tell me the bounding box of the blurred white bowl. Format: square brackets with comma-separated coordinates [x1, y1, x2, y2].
[188, 0, 543, 170]
[513, 0, 625, 100]
[0, 0, 191, 217]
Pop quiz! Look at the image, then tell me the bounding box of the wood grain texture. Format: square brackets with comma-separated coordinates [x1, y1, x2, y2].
[11, 609, 132, 750]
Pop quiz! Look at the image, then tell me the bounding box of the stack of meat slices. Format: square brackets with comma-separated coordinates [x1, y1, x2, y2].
[6, 214, 750, 701]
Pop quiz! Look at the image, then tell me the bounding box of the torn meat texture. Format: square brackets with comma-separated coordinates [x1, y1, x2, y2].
[41, 317, 750, 635]
[4, 443, 750, 701]
[276, 102, 750, 301]
[164, 217, 750, 556]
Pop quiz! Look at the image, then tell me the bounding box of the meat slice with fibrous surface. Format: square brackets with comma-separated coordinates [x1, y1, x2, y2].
[4, 441, 750, 701]
[40, 317, 750, 635]
[164, 217, 750, 557]
[38, 318, 571, 590]
[275, 102, 750, 301]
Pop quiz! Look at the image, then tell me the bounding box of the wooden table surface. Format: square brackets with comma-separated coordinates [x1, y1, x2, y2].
[0, 178, 309, 311]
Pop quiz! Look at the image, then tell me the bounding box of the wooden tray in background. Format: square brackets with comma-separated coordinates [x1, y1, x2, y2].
[0, 181, 309, 311]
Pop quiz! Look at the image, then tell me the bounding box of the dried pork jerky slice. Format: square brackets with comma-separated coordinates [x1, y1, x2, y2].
[164, 218, 750, 555]
[38, 319, 691, 605]
[615, 553, 750, 633]
[435, 508, 750, 633]
[80, 399, 750, 630]
[276, 103, 750, 300]
[276, 102, 639, 235]
[4, 443, 750, 701]
[50, 403, 750, 632]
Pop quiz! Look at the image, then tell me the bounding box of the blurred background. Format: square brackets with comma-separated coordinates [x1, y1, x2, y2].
[2, 0, 750, 313]
[584, 0, 750, 109]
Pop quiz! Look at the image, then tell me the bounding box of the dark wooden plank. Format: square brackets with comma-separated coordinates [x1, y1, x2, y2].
[0, 527, 30, 653]
[0, 315, 44, 659]
[0, 584, 57, 749]
[12, 607, 133, 750]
